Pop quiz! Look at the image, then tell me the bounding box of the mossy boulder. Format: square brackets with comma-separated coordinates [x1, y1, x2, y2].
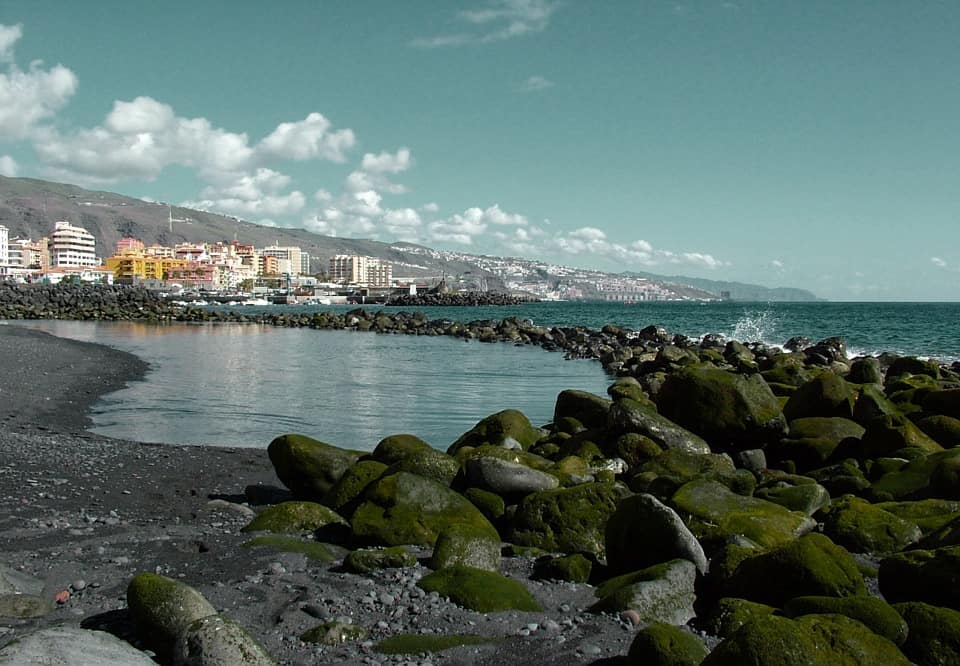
[627, 622, 709, 666]
[853, 384, 901, 426]
[590, 559, 697, 625]
[819, 495, 921, 553]
[607, 376, 650, 403]
[761, 354, 814, 387]
[417, 565, 541, 612]
[126, 573, 217, 658]
[670, 479, 816, 551]
[703, 597, 777, 639]
[783, 373, 857, 421]
[879, 545, 960, 609]
[807, 459, 871, 497]
[893, 601, 960, 666]
[635, 449, 739, 498]
[351, 472, 498, 548]
[608, 398, 711, 455]
[611, 432, 663, 470]
[754, 482, 831, 516]
[870, 448, 960, 501]
[554, 389, 612, 430]
[267, 434, 362, 501]
[175, 615, 275, 665]
[301, 621, 367, 646]
[656, 366, 787, 449]
[776, 417, 865, 471]
[848, 357, 884, 385]
[368, 434, 433, 465]
[723, 533, 866, 607]
[875, 498, 960, 534]
[343, 546, 417, 574]
[605, 493, 708, 576]
[241, 501, 347, 535]
[509, 481, 630, 557]
[784, 595, 908, 645]
[860, 414, 944, 458]
[431, 523, 502, 571]
[321, 459, 388, 517]
[702, 614, 909, 666]
[532, 553, 592, 583]
[916, 414, 960, 448]
[888, 356, 942, 380]
[915, 513, 960, 549]
[387, 448, 460, 486]
[463, 487, 506, 523]
[447, 409, 542, 454]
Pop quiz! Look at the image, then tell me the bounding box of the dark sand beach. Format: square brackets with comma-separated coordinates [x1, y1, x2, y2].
[0, 325, 632, 664]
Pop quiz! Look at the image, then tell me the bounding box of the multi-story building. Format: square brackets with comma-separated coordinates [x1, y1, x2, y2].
[329, 254, 392, 287]
[48, 221, 97, 268]
[261, 245, 303, 276]
[116, 237, 144, 255]
[300, 251, 311, 275]
[105, 255, 188, 283]
[8, 238, 43, 269]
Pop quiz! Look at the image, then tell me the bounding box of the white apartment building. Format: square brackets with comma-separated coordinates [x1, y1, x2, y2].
[49, 221, 97, 268]
[329, 254, 393, 287]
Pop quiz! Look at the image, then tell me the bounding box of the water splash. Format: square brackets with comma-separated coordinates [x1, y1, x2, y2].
[729, 309, 781, 346]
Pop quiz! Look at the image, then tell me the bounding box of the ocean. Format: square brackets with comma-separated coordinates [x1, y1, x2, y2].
[16, 300, 960, 451]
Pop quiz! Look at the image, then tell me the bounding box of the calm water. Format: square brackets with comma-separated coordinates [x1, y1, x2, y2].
[12, 301, 960, 450]
[17, 320, 612, 450]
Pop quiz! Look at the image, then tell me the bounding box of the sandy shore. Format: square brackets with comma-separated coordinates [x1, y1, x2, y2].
[0, 325, 633, 664]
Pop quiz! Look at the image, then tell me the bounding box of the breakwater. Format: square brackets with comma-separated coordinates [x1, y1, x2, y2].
[385, 292, 536, 307]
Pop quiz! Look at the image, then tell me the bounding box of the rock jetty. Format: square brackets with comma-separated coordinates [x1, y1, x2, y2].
[4, 282, 960, 664]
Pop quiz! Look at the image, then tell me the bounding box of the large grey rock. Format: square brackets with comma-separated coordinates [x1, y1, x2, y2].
[174, 615, 275, 665]
[0, 593, 53, 618]
[0, 626, 156, 665]
[554, 389, 612, 430]
[431, 523, 502, 572]
[267, 434, 362, 501]
[0, 565, 43, 596]
[608, 399, 711, 455]
[605, 493, 708, 576]
[465, 455, 559, 495]
[590, 558, 697, 625]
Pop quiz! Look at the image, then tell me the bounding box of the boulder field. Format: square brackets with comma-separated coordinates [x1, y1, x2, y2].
[99, 338, 960, 664]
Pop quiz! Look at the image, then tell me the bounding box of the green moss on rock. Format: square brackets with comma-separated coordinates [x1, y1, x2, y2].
[820, 495, 921, 554]
[508, 481, 630, 557]
[241, 536, 336, 562]
[627, 622, 709, 666]
[783, 373, 857, 421]
[879, 545, 960, 609]
[464, 487, 506, 523]
[387, 448, 460, 486]
[703, 597, 777, 639]
[532, 553, 592, 583]
[241, 501, 347, 535]
[554, 389, 612, 430]
[670, 479, 816, 551]
[656, 366, 788, 449]
[876, 499, 960, 534]
[893, 601, 960, 666]
[267, 434, 362, 501]
[417, 565, 541, 612]
[368, 434, 433, 465]
[300, 621, 367, 646]
[351, 472, 499, 548]
[343, 546, 417, 574]
[723, 533, 866, 607]
[784, 595, 907, 645]
[126, 573, 216, 658]
[447, 409, 542, 454]
[431, 523, 502, 571]
[321, 460, 388, 517]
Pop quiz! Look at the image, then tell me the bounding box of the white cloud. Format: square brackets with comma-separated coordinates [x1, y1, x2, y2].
[542, 228, 726, 270]
[0, 23, 22, 62]
[0, 62, 77, 141]
[569, 226, 606, 241]
[519, 75, 554, 92]
[0, 154, 17, 176]
[105, 96, 175, 133]
[931, 257, 947, 268]
[771, 259, 784, 268]
[346, 147, 413, 194]
[412, 0, 559, 47]
[361, 147, 412, 173]
[181, 167, 306, 220]
[421, 202, 439, 213]
[425, 204, 528, 246]
[257, 112, 355, 163]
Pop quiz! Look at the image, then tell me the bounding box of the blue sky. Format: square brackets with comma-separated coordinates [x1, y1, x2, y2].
[1, 1, 959, 300]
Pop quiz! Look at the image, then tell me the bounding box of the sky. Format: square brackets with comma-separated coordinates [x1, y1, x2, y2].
[1, 1, 959, 301]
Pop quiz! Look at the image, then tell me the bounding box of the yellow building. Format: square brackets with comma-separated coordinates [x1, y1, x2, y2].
[105, 255, 188, 282]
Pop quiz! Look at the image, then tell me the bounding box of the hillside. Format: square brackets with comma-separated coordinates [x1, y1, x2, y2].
[0, 176, 818, 301]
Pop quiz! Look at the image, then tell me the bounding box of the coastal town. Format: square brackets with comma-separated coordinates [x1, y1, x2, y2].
[0, 219, 729, 303]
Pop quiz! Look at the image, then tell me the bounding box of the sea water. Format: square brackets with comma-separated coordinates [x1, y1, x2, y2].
[17, 300, 960, 450]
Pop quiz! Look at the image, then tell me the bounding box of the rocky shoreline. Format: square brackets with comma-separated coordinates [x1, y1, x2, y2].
[3, 285, 960, 664]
